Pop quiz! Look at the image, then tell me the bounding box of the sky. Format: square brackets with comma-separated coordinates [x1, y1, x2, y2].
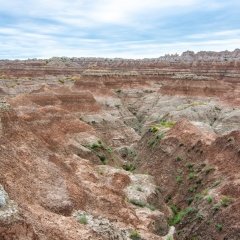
[0, 0, 239, 59]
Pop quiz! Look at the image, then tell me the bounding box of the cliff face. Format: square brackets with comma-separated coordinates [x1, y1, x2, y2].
[0, 50, 240, 239]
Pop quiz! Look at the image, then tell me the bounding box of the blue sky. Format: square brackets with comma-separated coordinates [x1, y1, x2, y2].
[0, 0, 239, 59]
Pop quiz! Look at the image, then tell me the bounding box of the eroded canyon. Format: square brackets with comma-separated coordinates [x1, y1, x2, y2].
[0, 49, 240, 240]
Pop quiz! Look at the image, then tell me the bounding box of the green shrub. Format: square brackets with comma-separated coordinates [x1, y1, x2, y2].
[170, 205, 178, 214]
[189, 173, 194, 179]
[77, 152, 81, 156]
[206, 196, 212, 203]
[179, 142, 184, 147]
[129, 230, 141, 239]
[186, 207, 193, 213]
[156, 133, 166, 139]
[168, 210, 185, 226]
[187, 163, 195, 169]
[150, 125, 159, 132]
[78, 215, 88, 224]
[106, 146, 112, 153]
[213, 204, 220, 211]
[125, 164, 131, 171]
[195, 194, 202, 200]
[137, 187, 143, 192]
[97, 153, 106, 161]
[129, 199, 146, 207]
[92, 142, 101, 149]
[147, 205, 156, 211]
[188, 197, 194, 204]
[103, 160, 108, 165]
[196, 213, 203, 220]
[176, 155, 182, 161]
[221, 196, 233, 207]
[213, 180, 221, 187]
[177, 176, 182, 183]
[161, 121, 176, 128]
[217, 224, 222, 230]
[205, 167, 214, 174]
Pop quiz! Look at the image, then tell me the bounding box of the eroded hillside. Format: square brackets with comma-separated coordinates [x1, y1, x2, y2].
[0, 50, 240, 240]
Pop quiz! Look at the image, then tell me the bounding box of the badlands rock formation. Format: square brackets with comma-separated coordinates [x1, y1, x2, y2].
[0, 49, 239, 239]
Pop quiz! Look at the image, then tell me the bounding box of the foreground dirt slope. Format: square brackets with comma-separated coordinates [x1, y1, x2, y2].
[0, 49, 239, 239]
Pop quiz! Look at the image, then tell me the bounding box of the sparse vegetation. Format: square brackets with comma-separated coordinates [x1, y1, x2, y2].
[129, 230, 141, 239]
[179, 142, 184, 147]
[221, 196, 233, 207]
[196, 213, 203, 220]
[213, 204, 220, 211]
[206, 196, 212, 203]
[195, 194, 202, 200]
[106, 146, 112, 153]
[129, 199, 156, 211]
[189, 173, 197, 179]
[187, 163, 195, 169]
[129, 199, 146, 207]
[78, 215, 88, 224]
[205, 167, 214, 174]
[97, 153, 106, 161]
[188, 197, 194, 204]
[156, 133, 166, 139]
[217, 224, 223, 230]
[176, 155, 182, 161]
[177, 176, 182, 183]
[168, 210, 185, 226]
[147, 205, 156, 211]
[149, 125, 159, 132]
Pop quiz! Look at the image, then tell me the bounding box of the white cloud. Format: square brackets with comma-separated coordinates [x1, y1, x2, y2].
[0, 0, 239, 59]
[189, 30, 240, 39]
